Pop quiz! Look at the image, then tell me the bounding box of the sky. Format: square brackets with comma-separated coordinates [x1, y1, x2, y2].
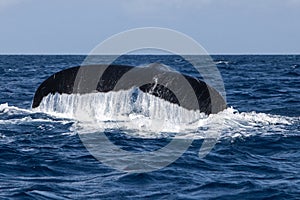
[0, 0, 300, 54]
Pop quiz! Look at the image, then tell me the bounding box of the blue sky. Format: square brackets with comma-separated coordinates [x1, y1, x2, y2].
[0, 0, 299, 54]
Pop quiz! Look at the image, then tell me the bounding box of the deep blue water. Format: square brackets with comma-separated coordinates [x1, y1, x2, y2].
[0, 55, 299, 199]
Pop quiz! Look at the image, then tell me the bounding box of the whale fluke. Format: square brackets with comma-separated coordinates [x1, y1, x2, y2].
[32, 64, 226, 115]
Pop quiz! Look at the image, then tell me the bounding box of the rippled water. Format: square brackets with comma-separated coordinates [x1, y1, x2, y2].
[0, 55, 299, 199]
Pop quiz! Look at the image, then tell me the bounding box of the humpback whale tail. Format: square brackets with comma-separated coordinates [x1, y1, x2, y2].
[32, 64, 226, 115]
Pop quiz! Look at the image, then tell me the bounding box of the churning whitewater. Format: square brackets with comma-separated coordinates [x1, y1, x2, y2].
[32, 88, 297, 139]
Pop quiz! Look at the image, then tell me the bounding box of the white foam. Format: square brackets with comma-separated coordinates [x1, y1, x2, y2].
[36, 89, 206, 137]
[204, 107, 298, 139]
[35, 89, 299, 139]
[215, 60, 229, 65]
[0, 117, 69, 125]
[0, 103, 32, 115]
[0, 103, 71, 125]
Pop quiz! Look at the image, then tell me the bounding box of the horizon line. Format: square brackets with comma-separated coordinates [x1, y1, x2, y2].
[0, 53, 300, 56]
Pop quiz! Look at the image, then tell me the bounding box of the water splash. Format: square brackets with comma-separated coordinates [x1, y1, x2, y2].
[33, 89, 298, 139]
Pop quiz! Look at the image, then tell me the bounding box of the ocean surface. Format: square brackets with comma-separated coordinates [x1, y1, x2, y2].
[0, 55, 299, 199]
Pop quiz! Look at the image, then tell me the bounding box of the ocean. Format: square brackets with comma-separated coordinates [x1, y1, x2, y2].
[0, 55, 299, 199]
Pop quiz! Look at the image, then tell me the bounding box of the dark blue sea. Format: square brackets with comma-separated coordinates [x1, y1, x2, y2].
[0, 55, 299, 199]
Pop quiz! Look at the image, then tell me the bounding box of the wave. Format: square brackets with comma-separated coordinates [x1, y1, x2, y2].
[0, 103, 33, 115]
[0, 103, 71, 125]
[215, 60, 229, 65]
[30, 89, 298, 139]
[1, 87, 298, 140]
